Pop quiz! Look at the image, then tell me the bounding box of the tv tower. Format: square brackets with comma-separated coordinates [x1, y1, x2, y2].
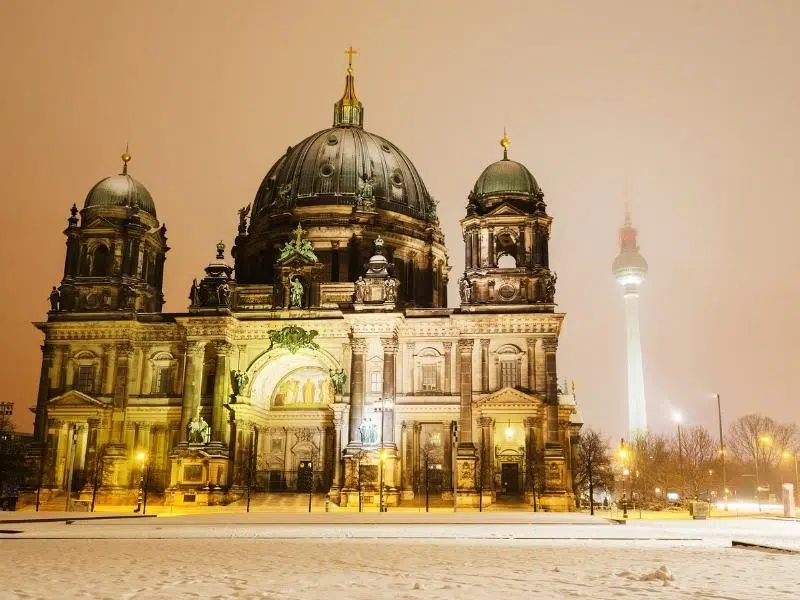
[612, 206, 648, 436]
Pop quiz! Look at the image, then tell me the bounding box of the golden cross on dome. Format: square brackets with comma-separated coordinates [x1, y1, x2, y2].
[345, 46, 358, 74]
[293, 222, 306, 246]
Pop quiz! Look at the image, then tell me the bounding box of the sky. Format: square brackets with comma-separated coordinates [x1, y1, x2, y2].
[1, 0, 799, 440]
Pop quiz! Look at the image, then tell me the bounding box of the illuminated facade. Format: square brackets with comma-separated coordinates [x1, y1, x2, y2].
[31, 55, 580, 510]
[612, 208, 649, 437]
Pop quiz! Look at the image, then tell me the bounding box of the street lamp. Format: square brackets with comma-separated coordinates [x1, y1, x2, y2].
[134, 451, 148, 514]
[713, 394, 729, 510]
[619, 439, 629, 519]
[674, 412, 684, 501]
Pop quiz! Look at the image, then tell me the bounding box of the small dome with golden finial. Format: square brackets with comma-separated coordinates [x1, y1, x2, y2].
[84, 145, 157, 217]
[471, 130, 540, 202]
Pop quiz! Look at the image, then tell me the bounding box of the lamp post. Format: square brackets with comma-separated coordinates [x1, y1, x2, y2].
[754, 435, 771, 512]
[619, 440, 628, 519]
[373, 397, 393, 512]
[714, 394, 729, 510]
[674, 413, 684, 501]
[134, 451, 147, 514]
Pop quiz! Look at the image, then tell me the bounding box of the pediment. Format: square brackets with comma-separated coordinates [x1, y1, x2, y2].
[485, 203, 527, 217]
[48, 390, 108, 408]
[276, 252, 318, 267]
[474, 387, 543, 408]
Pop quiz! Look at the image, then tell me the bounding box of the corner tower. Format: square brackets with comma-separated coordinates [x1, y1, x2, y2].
[612, 206, 648, 436]
[53, 148, 169, 315]
[458, 132, 556, 310]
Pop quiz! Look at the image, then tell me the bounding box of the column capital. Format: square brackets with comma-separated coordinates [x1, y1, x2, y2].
[541, 337, 558, 352]
[523, 416, 539, 429]
[212, 340, 235, 356]
[350, 337, 367, 353]
[406, 342, 415, 353]
[480, 338, 490, 349]
[117, 342, 135, 358]
[381, 337, 399, 354]
[479, 416, 493, 428]
[458, 338, 474, 352]
[442, 341, 453, 351]
[526, 337, 537, 349]
[186, 340, 206, 356]
[41, 344, 56, 361]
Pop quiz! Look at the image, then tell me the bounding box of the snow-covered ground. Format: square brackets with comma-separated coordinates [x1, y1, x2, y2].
[1, 514, 797, 599]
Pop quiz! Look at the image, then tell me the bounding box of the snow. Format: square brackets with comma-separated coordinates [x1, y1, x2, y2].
[1, 514, 798, 599]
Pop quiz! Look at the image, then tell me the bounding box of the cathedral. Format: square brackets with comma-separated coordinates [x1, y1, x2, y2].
[31, 51, 581, 511]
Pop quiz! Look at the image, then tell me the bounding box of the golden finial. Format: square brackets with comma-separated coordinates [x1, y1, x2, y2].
[345, 46, 358, 75]
[500, 127, 511, 159]
[121, 143, 131, 175]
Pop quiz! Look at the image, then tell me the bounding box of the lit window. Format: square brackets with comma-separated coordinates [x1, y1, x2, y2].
[500, 360, 517, 389]
[370, 371, 383, 393]
[77, 365, 95, 394]
[422, 364, 438, 391]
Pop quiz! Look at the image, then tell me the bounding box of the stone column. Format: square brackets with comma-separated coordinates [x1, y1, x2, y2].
[542, 337, 558, 402]
[457, 339, 475, 447]
[406, 342, 415, 395]
[442, 421, 452, 491]
[518, 226, 526, 265]
[526, 338, 536, 392]
[212, 340, 233, 444]
[347, 338, 367, 446]
[524, 416, 537, 495]
[33, 345, 55, 443]
[331, 407, 345, 489]
[465, 231, 473, 270]
[443, 342, 452, 394]
[400, 422, 412, 491]
[141, 346, 154, 396]
[487, 228, 495, 267]
[472, 230, 480, 268]
[412, 422, 421, 491]
[534, 338, 546, 394]
[479, 416, 494, 490]
[102, 344, 118, 396]
[480, 339, 490, 393]
[381, 337, 397, 446]
[112, 344, 134, 444]
[180, 341, 206, 442]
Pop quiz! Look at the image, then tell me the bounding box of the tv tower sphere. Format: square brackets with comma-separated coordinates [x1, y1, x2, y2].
[613, 206, 648, 436]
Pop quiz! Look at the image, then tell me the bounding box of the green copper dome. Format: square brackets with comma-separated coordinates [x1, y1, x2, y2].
[472, 158, 540, 200]
[84, 174, 156, 217]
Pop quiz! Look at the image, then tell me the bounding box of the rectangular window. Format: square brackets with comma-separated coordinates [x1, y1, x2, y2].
[153, 367, 171, 395]
[421, 364, 438, 392]
[500, 360, 517, 389]
[77, 365, 95, 394]
[370, 371, 383, 393]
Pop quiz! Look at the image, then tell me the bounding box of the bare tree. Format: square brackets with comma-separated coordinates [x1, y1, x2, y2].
[680, 426, 717, 499]
[728, 414, 798, 472]
[575, 428, 614, 514]
[628, 432, 675, 504]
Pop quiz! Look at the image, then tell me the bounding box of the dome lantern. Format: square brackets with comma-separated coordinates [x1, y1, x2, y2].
[333, 46, 363, 128]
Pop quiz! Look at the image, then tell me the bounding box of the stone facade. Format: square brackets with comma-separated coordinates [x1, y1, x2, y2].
[29, 60, 581, 511]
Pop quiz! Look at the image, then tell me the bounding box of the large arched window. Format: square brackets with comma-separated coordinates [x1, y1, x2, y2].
[91, 245, 110, 276]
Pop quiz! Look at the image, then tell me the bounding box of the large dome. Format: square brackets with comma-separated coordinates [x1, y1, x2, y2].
[472, 158, 540, 200]
[251, 125, 433, 222]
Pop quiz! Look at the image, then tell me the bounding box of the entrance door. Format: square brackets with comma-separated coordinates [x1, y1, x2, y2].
[297, 460, 314, 492]
[500, 463, 520, 495]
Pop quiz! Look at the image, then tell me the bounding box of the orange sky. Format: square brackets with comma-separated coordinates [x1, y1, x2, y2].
[1, 0, 799, 439]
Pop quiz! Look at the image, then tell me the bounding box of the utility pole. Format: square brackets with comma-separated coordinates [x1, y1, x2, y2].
[715, 394, 728, 510]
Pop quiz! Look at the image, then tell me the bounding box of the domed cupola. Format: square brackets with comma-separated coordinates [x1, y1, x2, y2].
[84, 147, 157, 218]
[458, 133, 556, 312]
[49, 148, 169, 316]
[467, 132, 545, 216]
[232, 49, 449, 309]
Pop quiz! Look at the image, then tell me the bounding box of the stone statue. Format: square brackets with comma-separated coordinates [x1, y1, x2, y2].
[276, 182, 293, 208]
[48, 286, 60, 311]
[540, 270, 557, 303]
[425, 197, 440, 224]
[189, 278, 199, 307]
[384, 277, 398, 302]
[119, 284, 137, 310]
[459, 276, 472, 303]
[359, 418, 379, 445]
[237, 203, 251, 235]
[232, 370, 249, 395]
[289, 276, 304, 308]
[329, 368, 347, 395]
[187, 408, 211, 444]
[354, 277, 367, 302]
[217, 282, 231, 307]
[355, 175, 375, 211]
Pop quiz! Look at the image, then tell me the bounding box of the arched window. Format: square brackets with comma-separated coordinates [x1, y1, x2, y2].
[91, 245, 110, 276]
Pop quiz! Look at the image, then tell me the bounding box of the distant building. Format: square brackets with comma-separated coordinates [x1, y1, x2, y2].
[31, 53, 580, 510]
